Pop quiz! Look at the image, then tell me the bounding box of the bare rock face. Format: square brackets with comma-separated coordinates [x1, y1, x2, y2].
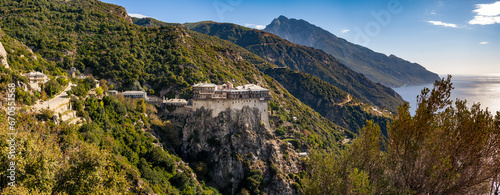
[182, 107, 300, 195]
[0, 41, 9, 69]
[107, 3, 133, 23]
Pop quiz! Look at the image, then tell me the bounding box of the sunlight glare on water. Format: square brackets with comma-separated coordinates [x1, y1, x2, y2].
[393, 75, 500, 115]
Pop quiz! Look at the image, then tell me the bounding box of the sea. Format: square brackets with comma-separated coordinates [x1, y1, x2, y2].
[393, 75, 500, 115]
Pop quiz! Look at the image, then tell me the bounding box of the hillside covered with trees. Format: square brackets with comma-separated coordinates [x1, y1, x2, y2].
[0, 93, 219, 194]
[0, 0, 348, 147]
[133, 17, 395, 135]
[0, 0, 347, 194]
[265, 68, 391, 134]
[185, 21, 405, 112]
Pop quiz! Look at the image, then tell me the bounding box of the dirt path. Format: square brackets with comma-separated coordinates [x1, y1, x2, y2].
[338, 94, 352, 105]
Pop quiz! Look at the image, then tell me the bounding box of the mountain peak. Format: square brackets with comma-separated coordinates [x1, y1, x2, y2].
[265, 15, 327, 47]
[277, 15, 288, 20]
[263, 16, 440, 87]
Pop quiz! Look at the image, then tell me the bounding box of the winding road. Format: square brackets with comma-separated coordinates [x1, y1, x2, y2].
[32, 82, 73, 111]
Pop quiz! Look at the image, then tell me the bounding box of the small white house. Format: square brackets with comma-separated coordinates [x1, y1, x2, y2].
[122, 91, 147, 99]
[108, 90, 118, 95]
[25, 71, 48, 83]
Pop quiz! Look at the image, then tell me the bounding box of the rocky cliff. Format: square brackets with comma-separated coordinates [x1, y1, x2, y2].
[0, 28, 9, 69]
[182, 107, 301, 195]
[0, 41, 8, 69]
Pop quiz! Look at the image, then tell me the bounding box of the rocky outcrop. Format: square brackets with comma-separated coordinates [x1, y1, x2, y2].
[182, 107, 300, 195]
[0, 41, 9, 69]
[106, 3, 133, 23]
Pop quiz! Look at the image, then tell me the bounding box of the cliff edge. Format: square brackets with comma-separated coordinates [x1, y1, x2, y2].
[182, 107, 301, 194]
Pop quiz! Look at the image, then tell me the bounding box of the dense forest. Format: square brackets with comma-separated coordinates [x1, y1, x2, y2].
[0, 0, 347, 194]
[265, 68, 391, 134]
[0, 93, 219, 194]
[0, 0, 347, 149]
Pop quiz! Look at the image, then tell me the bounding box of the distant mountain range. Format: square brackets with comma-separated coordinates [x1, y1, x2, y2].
[185, 21, 405, 111]
[264, 15, 440, 87]
[132, 17, 399, 131]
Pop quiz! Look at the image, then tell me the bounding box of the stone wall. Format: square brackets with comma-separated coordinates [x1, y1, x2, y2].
[192, 98, 269, 127]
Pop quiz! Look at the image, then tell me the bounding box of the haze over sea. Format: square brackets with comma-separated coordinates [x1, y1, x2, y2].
[393, 75, 500, 115]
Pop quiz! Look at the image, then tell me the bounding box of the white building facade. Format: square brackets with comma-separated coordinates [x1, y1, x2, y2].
[191, 82, 269, 125]
[25, 71, 48, 83]
[122, 91, 147, 99]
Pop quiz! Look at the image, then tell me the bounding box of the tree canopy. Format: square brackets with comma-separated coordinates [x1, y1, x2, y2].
[305, 75, 500, 194]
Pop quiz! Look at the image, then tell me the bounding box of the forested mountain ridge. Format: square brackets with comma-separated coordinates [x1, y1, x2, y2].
[185, 21, 405, 112]
[264, 15, 440, 87]
[265, 68, 391, 134]
[132, 17, 393, 135]
[0, 26, 65, 105]
[0, 0, 349, 194]
[0, 0, 349, 149]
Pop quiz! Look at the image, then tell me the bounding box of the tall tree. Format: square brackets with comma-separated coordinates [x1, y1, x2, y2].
[387, 75, 500, 194]
[44, 79, 62, 98]
[305, 75, 500, 194]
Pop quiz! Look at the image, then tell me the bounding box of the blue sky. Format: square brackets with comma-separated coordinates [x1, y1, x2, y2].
[101, 0, 500, 76]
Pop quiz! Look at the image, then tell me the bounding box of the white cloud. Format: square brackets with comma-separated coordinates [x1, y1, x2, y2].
[255, 25, 266, 30]
[340, 29, 350, 34]
[480, 42, 489, 45]
[469, 1, 500, 25]
[425, 9, 437, 15]
[427, 20, 458, 28]
[244, 24, 266, 30]
[469, 15, 500, 25]
[128, 13, 150, 18]
[472, 1, 500, 16]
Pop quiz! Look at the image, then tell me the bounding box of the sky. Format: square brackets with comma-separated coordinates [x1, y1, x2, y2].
[101, 0, 500, 76]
